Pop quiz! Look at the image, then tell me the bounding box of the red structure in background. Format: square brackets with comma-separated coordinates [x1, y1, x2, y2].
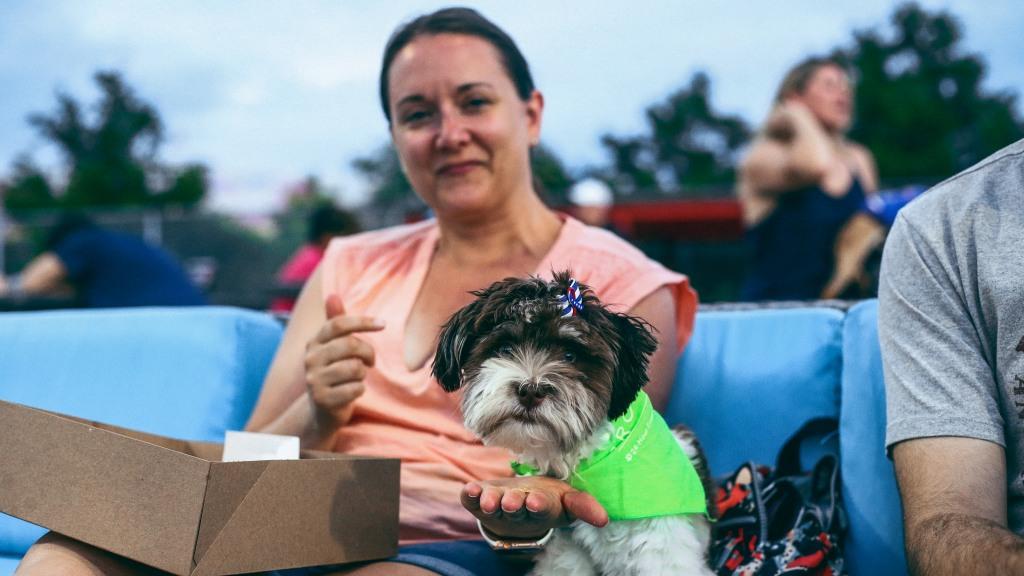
[608, 198, 744, 241]
[401, 197, 748, 301]
[405, 198, 744, 242]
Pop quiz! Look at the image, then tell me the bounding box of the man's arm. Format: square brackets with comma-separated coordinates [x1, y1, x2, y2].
[894, 436, 1024, 575]
[0, 253, 68, 298]
[18, 253, 68, 293]
[879, 203, 1024, 574]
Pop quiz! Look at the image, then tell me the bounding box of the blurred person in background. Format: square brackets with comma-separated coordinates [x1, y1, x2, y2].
[269, 204, 361, 313]
[18, 7, 696, 576]
[0, 213, 206, 308]
[567, 177, 615, 230]
[738, 56, 878, 302]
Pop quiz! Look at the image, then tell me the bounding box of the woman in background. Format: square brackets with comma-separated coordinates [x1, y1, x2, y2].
[738, 57, 878, 301]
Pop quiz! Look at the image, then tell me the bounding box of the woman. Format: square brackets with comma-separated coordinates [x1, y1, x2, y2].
[738, 57, 878, 302]
[17, 8, 696, 576]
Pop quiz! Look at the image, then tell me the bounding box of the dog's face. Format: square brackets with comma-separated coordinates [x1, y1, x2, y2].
[431, 271, 657, 456]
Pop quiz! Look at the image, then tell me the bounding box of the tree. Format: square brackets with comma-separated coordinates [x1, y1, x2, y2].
[157, 165, 208, 207]
[600, 72, 752, 198]
[353, 144, 414, 207]
[2, 71, 208, 213]
[530, 143, 574, 206]
[843, 3, 1024, 181]
[2, 156, 56, 211]
[351, 144, 419, 227]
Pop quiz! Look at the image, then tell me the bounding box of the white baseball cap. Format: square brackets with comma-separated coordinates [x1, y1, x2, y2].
[568, 178, 613, 207]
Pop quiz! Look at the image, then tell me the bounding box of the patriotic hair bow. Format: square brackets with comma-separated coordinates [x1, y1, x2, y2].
[558, 278, 585, 317]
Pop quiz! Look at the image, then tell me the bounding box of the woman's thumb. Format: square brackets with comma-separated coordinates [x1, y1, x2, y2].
[325, 294, 346, 319]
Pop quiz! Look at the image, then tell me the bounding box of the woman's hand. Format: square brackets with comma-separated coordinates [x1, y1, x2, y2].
[303, 295, 385, 434]
[764, 100, 818, 141]
[462, 477, 609, 540]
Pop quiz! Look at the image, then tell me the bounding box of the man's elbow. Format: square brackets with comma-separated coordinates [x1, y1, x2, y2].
[902, 514, 941, 575]
[903, 512, 1024, 575]
[903, 513, 965, 575]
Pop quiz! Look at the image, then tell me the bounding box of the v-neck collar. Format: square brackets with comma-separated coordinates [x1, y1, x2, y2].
[398, 214, 577, 374]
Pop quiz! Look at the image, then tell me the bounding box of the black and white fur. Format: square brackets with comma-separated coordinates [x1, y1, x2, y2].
[432, 271, 714, 576]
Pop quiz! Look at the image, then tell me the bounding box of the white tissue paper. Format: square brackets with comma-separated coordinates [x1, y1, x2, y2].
[222, 430, 300, 462]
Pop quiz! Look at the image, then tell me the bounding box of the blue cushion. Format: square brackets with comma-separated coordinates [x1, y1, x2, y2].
[667, 307, 844, 477]
[840, 300, 907, 576]
[0, 554, 21, 576]
[0, 306, 283, 556]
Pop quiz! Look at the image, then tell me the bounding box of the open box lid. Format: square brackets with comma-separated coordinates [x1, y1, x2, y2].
[0, 400, 400, 575]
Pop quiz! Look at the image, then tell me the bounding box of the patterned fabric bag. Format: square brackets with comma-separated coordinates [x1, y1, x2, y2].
[710, 419, 846, 576]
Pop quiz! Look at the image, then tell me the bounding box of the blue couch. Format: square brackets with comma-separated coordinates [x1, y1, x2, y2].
[0, 301, 906, 575]
[669, 300, 905, 575]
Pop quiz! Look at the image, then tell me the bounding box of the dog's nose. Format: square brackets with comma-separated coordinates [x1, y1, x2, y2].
[516, 382, 547, 409]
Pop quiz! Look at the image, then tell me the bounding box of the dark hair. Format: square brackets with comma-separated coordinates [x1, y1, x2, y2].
[773, 56, 849, 104]
[45, 212, 96, 251]
[378, 7, 536, 123]
[308, 205, 360, 244]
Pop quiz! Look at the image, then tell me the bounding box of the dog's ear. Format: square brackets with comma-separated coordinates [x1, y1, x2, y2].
[605, 311, 658, 420]
[431, 297, 486, 392]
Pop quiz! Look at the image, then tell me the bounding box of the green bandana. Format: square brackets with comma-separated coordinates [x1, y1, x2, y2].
[511, 391, 708, 521]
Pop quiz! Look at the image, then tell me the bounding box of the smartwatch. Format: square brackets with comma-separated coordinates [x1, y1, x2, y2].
[477, 519, 554, 552]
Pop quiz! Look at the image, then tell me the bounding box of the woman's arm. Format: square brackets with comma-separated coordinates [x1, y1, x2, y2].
[628, 285, 678, 412]
[738, 102, 848, 225]
[245, 265, 383, 450]
[742, 101, 840, 196]
[246, 265, 327, 436]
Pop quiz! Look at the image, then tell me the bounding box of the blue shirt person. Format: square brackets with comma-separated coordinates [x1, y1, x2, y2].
[0, 213, 206, 308]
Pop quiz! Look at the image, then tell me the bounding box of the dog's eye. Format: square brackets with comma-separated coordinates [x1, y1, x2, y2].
[564, 351, 576, 363]
[499, 344, 514, 356]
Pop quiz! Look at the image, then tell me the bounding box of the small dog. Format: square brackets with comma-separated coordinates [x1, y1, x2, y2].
[432, 271, 715, 576]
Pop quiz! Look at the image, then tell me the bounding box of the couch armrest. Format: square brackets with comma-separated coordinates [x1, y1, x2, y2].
[0, 306, 283, 557]
[840, 300, 908, 575]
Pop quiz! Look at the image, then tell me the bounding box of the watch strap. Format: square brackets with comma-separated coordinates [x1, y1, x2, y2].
[477, 519, 554, 552]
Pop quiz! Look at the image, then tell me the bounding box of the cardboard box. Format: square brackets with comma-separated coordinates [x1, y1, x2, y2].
[0, 400, 400, 575]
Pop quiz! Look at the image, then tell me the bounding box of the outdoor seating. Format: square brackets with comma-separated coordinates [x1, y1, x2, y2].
[0, 301, 906, 575]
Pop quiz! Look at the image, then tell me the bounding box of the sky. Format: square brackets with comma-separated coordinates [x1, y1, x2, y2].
[0, 1, 1021, 215]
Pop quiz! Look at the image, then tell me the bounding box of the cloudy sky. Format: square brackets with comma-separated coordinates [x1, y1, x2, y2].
[1, 1, 1020, 214]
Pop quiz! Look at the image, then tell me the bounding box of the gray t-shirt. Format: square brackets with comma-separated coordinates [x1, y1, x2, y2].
[880, 138, 1024, 533]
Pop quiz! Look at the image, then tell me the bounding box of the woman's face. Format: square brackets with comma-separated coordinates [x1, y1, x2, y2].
[387, 33, 543, 219]
[795, 65, 852, 133]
